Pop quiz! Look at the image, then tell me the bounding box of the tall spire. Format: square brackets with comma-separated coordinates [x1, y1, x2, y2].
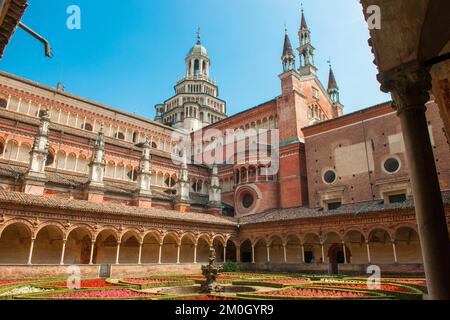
[297, 5, 317, 76]
[281, 27, 296, 72]
[327, 60, 338, 91]
[327, 59, 344, 117]
[300, 4, 308, 30]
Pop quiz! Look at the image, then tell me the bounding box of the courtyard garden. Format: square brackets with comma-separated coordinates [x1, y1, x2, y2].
[0, 272, 427, 300]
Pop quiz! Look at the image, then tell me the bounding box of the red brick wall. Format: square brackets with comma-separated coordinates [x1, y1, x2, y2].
[304, 102, 450, 208]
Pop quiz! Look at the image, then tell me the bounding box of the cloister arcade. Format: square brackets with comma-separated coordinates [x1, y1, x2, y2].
[0, 221, 424, 269]
[0, 222, 233, 266]
[237, 226, 424, 267]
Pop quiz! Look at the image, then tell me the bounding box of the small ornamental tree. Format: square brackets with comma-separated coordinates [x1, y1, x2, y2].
[222, 260, 239, 273]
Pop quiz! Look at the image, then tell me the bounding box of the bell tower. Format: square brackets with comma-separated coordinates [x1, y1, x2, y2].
[297, 7, 317, 77]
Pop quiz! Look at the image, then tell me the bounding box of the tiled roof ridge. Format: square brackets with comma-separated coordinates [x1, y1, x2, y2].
[0, 190, 237, 226]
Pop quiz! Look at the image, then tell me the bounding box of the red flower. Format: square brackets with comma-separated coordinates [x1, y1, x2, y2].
[49, 289, 159, 299]
[47, 279, 115, 288]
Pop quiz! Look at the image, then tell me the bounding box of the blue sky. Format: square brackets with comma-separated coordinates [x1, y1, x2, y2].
[0, 0, 390, 119]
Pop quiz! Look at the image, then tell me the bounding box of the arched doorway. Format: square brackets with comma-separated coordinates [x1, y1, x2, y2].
[328, 244, 350, 275]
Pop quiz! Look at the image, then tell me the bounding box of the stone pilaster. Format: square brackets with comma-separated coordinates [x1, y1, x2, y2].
[84, 128, 106, 203]
[175, 156, 191, 212]
[133, 139, 152, 208]
[22, 110, 50, 196]
[379, 61, 450, 300]
[208, 164, 222, 215]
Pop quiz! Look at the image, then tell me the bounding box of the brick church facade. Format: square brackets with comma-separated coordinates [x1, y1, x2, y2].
[0, 11, 449, 279]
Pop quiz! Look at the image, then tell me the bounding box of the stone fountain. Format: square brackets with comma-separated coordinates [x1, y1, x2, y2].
[200, 248, 223, 293]
[156, 248, 257, 296]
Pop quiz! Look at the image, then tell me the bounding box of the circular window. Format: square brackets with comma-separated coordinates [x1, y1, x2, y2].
[242, 193, 254, 209]
[323, 170, 337, 184]
[384, 158, 400, 173]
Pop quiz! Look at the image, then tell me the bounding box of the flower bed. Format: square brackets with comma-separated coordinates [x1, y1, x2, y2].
[42, 279, 117, 289]
[16, 287, 163, 300]
[0, 279, 37, 286]
[238, 287, 384, 300]
[119, 278, 195, 290]
[156, 294, 239, 301]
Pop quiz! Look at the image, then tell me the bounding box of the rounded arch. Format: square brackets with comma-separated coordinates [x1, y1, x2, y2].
[285, 234, 302, 263]
[95, 228, 119, 254]
[179, 233, 196, 263]
[302, 233, 321, 264]
[119, 230, 141, 264]
[3, 139, 19, 161]
[343, 230, 366, 264]
[268, 235, 283, 263]
[368, 228, 394, 264]
[64, 227, 93, 265]
[0, 219, 34, 239]
[212, 237, 225, 263]
[211, 234, 226, 247]
[17, 142, 31, 163]
[141, 230, 161, 264]
[0, 222, 32, 264]
[196, 234, 212, 263]
[161, 232, 179, 263]
[33, 225, 64, 264]
[394, 227, 423, 263]
[254, 237, 268, 263]
[239, 239, 252, 263]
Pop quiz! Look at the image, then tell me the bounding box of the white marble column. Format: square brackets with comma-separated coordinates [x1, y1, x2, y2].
[60, 240, 67, 265]
[138, 242, 143, 265]
[89, 240, 96, 265]
[27, 238, 35, 265]
[115, 241, 121, 265]
[392, 240, 398, 263]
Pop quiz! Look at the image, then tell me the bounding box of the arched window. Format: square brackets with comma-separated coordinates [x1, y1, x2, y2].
[115, 132, 125, 140]
[151, 142, 157, 149]
[0, 139, 4, 156]
[194, 59, 200, 76]
[82, 123, 93, 131]
[132, 132, 138, 143]
[46, 150, 55, 166]
[0, 98, 7, 109]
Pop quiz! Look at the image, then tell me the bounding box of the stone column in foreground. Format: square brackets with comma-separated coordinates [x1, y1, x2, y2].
[380, 61, 450, 299]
